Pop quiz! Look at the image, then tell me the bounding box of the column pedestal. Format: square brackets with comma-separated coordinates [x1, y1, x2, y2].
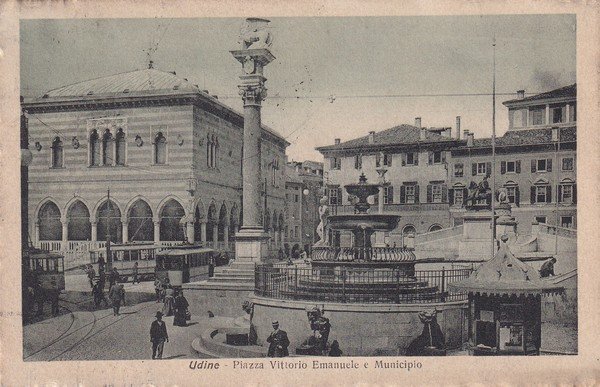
[235, 227, 270, 263]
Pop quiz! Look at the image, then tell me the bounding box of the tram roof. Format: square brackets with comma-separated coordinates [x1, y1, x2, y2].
[157, 247, 215, 256]
[89, 243, 158, 253]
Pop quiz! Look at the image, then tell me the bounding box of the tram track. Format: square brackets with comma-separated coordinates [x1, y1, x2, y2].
[24, 295, 157, 361]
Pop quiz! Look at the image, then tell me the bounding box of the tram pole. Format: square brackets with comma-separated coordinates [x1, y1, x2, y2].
[106, 188, 112, 272]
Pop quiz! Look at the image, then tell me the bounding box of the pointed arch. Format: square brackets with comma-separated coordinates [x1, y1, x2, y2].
[156, 195, 187, 219]
[96, 198, 122, 243]
[218, 203, 228, 242]
[264, 209, 271, 231]
[159, 198, 185, 241]
[229, 203, 239, 234]
[127, 198, 154, 242]
[67, 200, 91, 241]
[193, 198, 207, 243]
[206, 201, 218, 242]
[38, 200, 62, 241]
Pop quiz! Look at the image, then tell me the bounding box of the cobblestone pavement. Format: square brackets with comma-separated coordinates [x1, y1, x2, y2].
[23, 276, 219, 361]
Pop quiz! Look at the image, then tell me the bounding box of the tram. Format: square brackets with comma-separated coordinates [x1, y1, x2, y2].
[23, 248, 65, 291]
[155, 246, 216, 287]
[89, 243, 158, 282]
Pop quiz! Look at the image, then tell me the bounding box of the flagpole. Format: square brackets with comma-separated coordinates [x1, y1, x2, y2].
[491, 36, 497, 259]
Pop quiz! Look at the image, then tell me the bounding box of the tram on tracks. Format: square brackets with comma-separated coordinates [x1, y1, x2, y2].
[155, 246, 216, 287]
[89, 243, 158, 282]
[23, 248, 66, 292]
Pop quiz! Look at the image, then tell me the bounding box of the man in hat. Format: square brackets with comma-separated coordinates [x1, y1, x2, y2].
[266, 320, 290, 357]
[150, 311, 169, 360]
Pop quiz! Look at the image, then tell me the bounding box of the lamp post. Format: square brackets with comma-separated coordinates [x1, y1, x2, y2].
[552, 126, 560, 254]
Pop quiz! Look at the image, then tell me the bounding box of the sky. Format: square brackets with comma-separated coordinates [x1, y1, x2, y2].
[20, 15, 576, 162]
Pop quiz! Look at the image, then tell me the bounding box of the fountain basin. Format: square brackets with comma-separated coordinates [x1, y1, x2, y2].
[329, 213, 401, 231]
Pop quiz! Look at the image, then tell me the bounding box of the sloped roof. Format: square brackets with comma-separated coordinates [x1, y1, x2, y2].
[42, 68, 199, 98]
[466, 126, 576, 149]
[317, 124, 455, 151]
[503, 84, 576, 105]
[449, 237, 562, 296]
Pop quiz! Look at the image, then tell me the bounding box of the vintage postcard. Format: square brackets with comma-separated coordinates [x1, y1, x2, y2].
[1, 1, 599, 385]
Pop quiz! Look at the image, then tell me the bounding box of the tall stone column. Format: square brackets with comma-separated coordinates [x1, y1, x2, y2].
[231, 18, 275, 262]
[153, 220, 160, 243]
[91, 221, 97, 242]
[200, 222, 207, 243]
[122, 220, 129, 243]
[61, 216, 68, 244]
[186, 221, 195, 244]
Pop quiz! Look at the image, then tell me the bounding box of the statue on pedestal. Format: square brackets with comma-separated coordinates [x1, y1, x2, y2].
[314, 196, 330, 246]
[466, 173, 492, 209]
[296, 306, 332, 355]
[406, 309, 446, 356]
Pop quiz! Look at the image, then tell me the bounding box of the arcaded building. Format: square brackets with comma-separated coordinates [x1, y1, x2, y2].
[23, 66, 288, 259]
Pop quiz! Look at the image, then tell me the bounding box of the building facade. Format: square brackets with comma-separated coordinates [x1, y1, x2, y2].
[23, 67, 288, 257]
[317, 121, 459, 246]
[283, 160, 324, 255]
[316, 84, 577, 245]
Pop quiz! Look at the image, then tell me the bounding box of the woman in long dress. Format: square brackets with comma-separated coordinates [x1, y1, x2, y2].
[162, 285, 175, 317]
[173, 290, 189, 327]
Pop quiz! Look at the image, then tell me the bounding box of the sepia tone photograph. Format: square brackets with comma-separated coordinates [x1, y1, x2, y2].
[18, 14, 579, 362]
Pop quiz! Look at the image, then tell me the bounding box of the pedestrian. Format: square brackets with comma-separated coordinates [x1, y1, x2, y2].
[108, 267, 120, 291]
[162, 285, 175, 317]
[132, 262, 139, 284]
[208, 257, 215, 278]
[540, 257, 557, 278]
[49, 289, 60, 317]
[92, 280, 109, 308]
[86, 264, 96, 289]
[266, 320, 290, 357]
[154, 278, 162, 303]
[108, 282, 124, 316]
[150, 311, 169, 360]
[173, 290, 190, 327]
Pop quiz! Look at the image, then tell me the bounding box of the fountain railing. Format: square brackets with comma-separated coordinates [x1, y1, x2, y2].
[255, 265, 472, 304]
[312, 246, 415, 262]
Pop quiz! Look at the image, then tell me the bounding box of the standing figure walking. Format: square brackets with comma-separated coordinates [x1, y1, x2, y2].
[154, 278, 162, 303]
[150, 311, 169, 359]
[173, 290, 189, 327]
[266, 320, 290, 357]
[92, 280, 109, 308]
[132, 262, 139, 284]
[108, 282, 124, 316]
[108, 267, 120, 291]
[162, 285, 175, 317]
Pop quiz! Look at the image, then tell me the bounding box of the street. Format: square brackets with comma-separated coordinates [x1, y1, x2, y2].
[23, 275, 218, 361]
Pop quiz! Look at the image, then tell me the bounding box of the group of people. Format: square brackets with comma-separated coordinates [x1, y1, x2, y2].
[148, 279, 190, 360]
[266, 320, 342, 357]
[22, 265, 60, 322]
[86, 263, 126, 316]
[154, 277, 190, 327]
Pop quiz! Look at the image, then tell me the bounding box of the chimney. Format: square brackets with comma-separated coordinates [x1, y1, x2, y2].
[420, 127, 427, 141]
[455, 116, 461, 139]
[467, 132, 474, 147]
[334, 138, 341, 145]
[368, 131, 375, 144]
[463, 129, 469, 140]
[517, 89, 525, 99]
[414, 117, 422, 128]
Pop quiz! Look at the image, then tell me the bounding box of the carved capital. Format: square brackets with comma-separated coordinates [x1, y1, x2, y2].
[238, 84, 267, 106]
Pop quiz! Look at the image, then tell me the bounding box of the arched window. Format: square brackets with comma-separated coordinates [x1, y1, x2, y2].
[159, 199, 185, 241]
[229, 205, 239, 235]
[206, 134, 212, 168]
[102, 129, 113, 166]
[38, 201, 62, 241]
[217, 204, 228, 242]
[154, 132, 167, 165]
[428, 224, 443, 233]
[115, 128, 126, 166]
[96, 200, 122, 243]
[90, 130, 101, 166]
[67, 200, 91, 241]
[213, 136, 218, 168]
[51, 137, 63, 168]
[128, 200, 153, 241]
[402, 225, 416, 236]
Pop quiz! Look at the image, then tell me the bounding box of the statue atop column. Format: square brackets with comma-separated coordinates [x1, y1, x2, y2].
[239, 18, 273, 50]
